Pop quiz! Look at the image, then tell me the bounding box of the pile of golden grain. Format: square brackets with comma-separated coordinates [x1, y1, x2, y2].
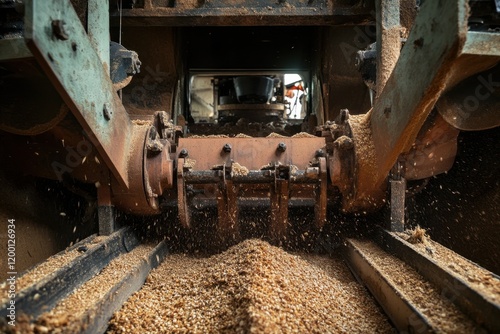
[108, 239, 391, 333]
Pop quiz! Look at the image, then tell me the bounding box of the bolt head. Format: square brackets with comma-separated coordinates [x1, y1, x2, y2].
[179, 149, 188, 158]
[315, 149, 325, 158]
[277, 142, 287, 152]
[103, 103, 112, 120]
[51, 20, 69, 40]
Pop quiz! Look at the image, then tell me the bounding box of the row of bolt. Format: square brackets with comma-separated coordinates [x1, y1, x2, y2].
[179, 145, 327, 158]
[178, 142, 288, 158]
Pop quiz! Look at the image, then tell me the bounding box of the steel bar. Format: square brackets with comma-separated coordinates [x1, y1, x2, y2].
[111, 6, 374, 27]
[0, 227, 139, 320]
[375, 228, 500, 333]
[184, 170, 320, 184]
[177, 159, 191, 228]
[389, 178, 406, 232]
[189, 197, 317, 209]
[463, 31, 500, 56]
[98, 169, 116, 236]
[314, 157, 327, 228]
[216, 179, 240, 243]
[88, 0, 110, 73]
[24, 0, 132, 188]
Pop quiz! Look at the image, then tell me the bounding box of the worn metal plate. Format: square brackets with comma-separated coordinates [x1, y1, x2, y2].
[178, 137, 325, 171]
[88, 0, 110, 71]
[24, 0, 131, 187]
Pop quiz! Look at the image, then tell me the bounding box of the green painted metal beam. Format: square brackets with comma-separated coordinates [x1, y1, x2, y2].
[24, 0, 131, 188]
[348, 0, 470, 210]
[463, 31, 500, 56]
[88, 0, 110, 73]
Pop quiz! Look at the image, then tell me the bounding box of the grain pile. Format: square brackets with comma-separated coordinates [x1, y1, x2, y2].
[266, 132, 287, 138]
[405, 225, 428, 244]
[108, 239, 391, 333]
[232, 162, 249, 176]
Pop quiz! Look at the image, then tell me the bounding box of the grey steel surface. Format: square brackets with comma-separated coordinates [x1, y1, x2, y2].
[463, 31, 500, 56]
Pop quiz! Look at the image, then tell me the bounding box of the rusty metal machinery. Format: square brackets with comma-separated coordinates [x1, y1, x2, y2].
[1, 0, 500, 332]
[0, 1, 499, 238]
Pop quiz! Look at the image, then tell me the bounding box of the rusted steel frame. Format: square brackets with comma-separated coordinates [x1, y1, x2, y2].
[112, 6, 375, 27]
[98, 169, 115, 236]
[375, 0, 400, 97]
[111, 125, 156, 215]
[354, 0, 469, 208]
[216, 168, 240, 243]
[270, 167, 290, 241]
[389, 178, 405, 232]
[24, 0, 132, 188]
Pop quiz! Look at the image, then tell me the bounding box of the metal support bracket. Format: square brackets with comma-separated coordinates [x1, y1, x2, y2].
[389, 178, 406, 232]
[270, 165, 290, 242]
[24, 0, 132, 188]
[389, 161, 406, 232]
[314, 157, 327, 229]
[348, 0, 471, 211]
[216, 164, 240, 243]
[98, 169, 116, 236]
[177, 159, 191, 228]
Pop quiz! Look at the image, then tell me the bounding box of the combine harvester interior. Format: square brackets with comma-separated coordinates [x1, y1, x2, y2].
[0, 0, 499, 332]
